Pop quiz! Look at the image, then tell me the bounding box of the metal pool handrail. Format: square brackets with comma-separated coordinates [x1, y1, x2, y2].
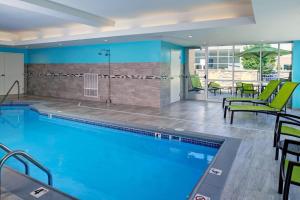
[0, 150, 53, 192]
[0, 80, 20, 104]
[0, 144, 29, 175]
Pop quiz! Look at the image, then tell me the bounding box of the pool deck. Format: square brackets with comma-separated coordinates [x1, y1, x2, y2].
[5, 95, 300, 200]
[1, 167, 76, 200]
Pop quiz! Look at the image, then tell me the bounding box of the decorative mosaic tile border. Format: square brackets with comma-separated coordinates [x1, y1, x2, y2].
[25, 72, 175, 80]
[41, 112, 222, 148]
[0, 104, 222, 148]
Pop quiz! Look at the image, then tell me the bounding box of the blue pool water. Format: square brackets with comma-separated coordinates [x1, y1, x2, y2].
[0, 106, 218, 200]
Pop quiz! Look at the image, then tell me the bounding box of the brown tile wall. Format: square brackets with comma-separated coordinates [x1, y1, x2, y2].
[27, 63, 161, 107]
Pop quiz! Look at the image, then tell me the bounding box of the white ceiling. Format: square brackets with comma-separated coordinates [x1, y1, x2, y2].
[0, 0, 300, 48]
[0, 4, 71, 31]
[50, 0, 252, 20]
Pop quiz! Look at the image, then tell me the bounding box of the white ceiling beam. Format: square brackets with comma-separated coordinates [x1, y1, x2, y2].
[11, 16, 255, 46]
[0, 0, 115, 27]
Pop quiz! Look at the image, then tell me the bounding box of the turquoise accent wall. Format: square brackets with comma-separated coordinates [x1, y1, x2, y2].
[28, 40, 162, 64]
[0, 41, 186, 65]
[161, 41, 185, 64]
[0, 47, 29, 63]
[292, 41, 300, 109]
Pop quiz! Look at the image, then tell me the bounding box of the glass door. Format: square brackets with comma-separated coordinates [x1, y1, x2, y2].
[185, 48, 207, 100]
[207, 46, 234, 101]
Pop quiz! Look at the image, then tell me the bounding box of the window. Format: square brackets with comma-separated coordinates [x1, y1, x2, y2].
[208, 46, 234, 69]
[278, 43, 292, 81]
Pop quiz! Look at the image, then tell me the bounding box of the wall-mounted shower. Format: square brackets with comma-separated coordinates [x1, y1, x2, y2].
[98, 49, 111, 104]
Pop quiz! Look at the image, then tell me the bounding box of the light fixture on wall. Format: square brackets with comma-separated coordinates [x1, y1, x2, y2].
[98, 49, 112, 104]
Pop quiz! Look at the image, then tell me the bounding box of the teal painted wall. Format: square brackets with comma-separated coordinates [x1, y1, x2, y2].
[0, 40, 186, 65]
[161, 41, 185, 64]
[292, 41, 300, 108]
[28, 40, 162, 64]
[0, 47, 29, 63]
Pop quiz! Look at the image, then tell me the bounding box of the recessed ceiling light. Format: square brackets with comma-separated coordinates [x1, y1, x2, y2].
[188, 35, 193, 38]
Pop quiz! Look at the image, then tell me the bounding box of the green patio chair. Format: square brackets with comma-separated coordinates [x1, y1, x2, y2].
[208, 81, 222, 96]
[273, 113, 300, 160]
[222, 80, 281, 108]
[224, 82, 299, 124]
[235, 82, 243, 95]
[278, 139, 300, 200]
[241, 83, 258, 97]
[189, 75, 204, 92]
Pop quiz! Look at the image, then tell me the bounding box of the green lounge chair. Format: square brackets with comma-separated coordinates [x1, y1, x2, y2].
[189, 75, 204, 92]
[224, 82, 299, 124]
[278, 139, 300, 200]
[273, 113, 300, 160]
[222, 80, 281, 108]
[208, 82, 222, 96]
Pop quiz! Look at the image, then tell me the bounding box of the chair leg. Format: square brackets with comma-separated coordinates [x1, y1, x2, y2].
[283, 169, 292, 200]
[273, 132, 277, 148]
[275, 147, 279, 160]
[284, 106, 287, 113]
[230, 111, 234, 124]
[273, 115, 280, 147]
[278, 170, 284, 194]
[222, 98, 226, 108]
[224, 106, 228, 118]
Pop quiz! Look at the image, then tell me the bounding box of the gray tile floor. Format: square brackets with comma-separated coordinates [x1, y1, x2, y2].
[12, 96, 300, 199]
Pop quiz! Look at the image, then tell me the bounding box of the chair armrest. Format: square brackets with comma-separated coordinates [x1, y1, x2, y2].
[283, 139, 300, 155]
[280, 120, 300, 127]
[278, 113, 300, 120]
[288, 160, 300, 167]
[251, 100, 267, 105]
[277, 113, 300, 124]
[276, 120, 300, 141]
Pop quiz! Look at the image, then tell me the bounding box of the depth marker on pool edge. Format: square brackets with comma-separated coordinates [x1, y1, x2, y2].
[194, 193, 211, 200]
[209, 168, 222, 176]
[30, 187, 49, 198]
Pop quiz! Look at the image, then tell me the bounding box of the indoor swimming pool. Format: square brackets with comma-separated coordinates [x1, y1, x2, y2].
[0, 105, 219, 200]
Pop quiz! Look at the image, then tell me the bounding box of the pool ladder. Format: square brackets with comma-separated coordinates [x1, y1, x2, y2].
[0, 80, 20, 105]
[0, 144, 52, 194]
